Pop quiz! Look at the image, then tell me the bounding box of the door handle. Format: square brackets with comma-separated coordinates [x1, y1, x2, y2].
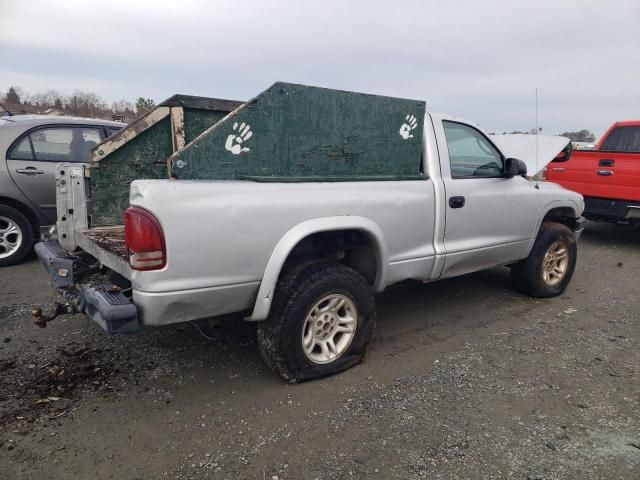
[449, 196, 465, 208]
[16, 167, 45, 175]
[551, 167, 566, 172]
[596, 170, 613, 176]
[598, 159, 615, 167]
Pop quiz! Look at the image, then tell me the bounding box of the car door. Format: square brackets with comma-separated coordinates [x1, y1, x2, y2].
[432, 116, 540, 278]
[545, 149, 600, 196]
[594, 125, 640, 201]
[7, 125, 104, 224]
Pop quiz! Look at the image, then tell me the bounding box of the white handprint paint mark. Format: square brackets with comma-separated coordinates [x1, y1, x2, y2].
[399, 114, 418, 140]
[225, 122, 253, 155]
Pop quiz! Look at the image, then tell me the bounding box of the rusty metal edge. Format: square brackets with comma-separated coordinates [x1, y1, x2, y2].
[159, 94, 243, 112]
[76, 229, 131, 279]
[90, 106, 171, 163]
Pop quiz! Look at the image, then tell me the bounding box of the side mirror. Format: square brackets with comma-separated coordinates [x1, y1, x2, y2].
[505, 157, 527, 178]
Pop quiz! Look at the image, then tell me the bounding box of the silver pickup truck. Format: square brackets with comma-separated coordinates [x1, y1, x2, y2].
[34, 84, 584, 382]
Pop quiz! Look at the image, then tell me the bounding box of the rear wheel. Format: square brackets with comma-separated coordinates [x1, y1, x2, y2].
[257, 262, 376, 383]
[511, 222, 577, 297]
[0, 205, 33, 267]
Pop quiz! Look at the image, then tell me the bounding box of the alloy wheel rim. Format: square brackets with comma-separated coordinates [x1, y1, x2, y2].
[0, 216, 23, 260]
[541, 240, 569, 286]
[301, 294, 358, 364]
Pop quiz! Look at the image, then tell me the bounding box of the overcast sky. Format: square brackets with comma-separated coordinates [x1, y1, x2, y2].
[1, 0, 638, 137]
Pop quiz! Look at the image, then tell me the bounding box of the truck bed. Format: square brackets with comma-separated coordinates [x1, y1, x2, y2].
[77, 227, 130, 278]
[83, 227, 126, 258]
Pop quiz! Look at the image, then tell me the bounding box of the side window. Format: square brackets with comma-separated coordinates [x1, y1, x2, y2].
[31, 128, 74, 162]
[443, 121, 503, 178]
[30, 127, 103, 162]
[72, 127, 103, 161]
[108, 126, 122, 137]
[9, 137, 34, 160]
[77, 127, 102, 149]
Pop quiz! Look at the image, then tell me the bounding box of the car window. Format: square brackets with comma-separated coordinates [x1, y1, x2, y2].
[9, 136, 34, 160]
[108, 126, 122, 137]
[443, 121, 503, 178]
[70, 127, 103, 161]
[599, 126, 640, 153]
[30, 128, 74, 162]
[78, 127, 102, 150]
[30, 127, 102, 162]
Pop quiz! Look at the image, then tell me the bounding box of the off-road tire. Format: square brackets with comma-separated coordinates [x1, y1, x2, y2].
[257, 262, 376, 383]
[511, 221, 577, 298]
[0, 205, 33, 267]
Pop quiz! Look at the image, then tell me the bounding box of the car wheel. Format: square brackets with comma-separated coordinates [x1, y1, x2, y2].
[0, 205, 34, 267]
[257, 262, 376, 383]
[511, 221, 577, 298]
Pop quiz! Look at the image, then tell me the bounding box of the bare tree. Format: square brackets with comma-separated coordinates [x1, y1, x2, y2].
[1, 85, 151, 121]
[112, 99, 135, 115]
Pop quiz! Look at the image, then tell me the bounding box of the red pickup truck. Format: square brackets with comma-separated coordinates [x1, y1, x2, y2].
[546, 120, 640, 224]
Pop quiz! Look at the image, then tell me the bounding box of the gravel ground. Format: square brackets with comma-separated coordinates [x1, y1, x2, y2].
[0, 221, 638, 480]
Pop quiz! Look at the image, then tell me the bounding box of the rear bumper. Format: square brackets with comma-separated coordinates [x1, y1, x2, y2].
[35, 240, 139, 334]
[35, 239, 260, 331]
[133, 281, 260, 327]
[78, 282, 139, 334]
[584, 197, 640, 222]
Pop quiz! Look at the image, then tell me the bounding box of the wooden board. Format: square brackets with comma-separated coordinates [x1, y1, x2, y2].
[170, 82, 426, 181]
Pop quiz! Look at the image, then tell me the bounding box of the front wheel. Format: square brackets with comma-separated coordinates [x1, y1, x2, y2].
[257, 262, 376, 383]
[511, 222, 577, 298]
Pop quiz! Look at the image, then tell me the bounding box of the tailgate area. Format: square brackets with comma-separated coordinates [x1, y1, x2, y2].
[35, 239, 139, 334]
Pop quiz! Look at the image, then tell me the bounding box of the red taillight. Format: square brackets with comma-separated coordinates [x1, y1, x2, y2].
[541, 166, 548, 180]
[124, 207, 166, 271]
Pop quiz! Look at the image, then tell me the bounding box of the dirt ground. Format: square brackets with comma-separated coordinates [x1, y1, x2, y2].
[1, 222, 638, 480]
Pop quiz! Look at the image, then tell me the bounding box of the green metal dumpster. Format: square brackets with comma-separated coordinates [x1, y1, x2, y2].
[88, 83, 426, 226]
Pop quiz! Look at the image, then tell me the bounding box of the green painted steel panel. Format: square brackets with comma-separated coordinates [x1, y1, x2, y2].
[183, 109, 229, 144]
[90, 109, 232, 226]
[171, 82, 426, 180]
[91, 117, 173, 226]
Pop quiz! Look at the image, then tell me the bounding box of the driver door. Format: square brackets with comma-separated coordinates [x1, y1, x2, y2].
[434, 118, 540, 278]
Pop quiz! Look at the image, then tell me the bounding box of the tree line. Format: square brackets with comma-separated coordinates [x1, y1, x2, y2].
[1, 85, 156, 122]
[490, 128, 596, 143]
[1, 85, 598, 141]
